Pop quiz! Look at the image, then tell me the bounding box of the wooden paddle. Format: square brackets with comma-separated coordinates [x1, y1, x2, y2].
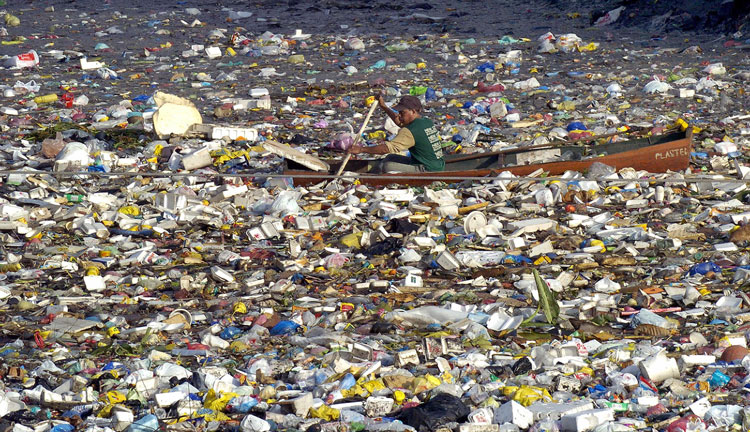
[335, 101, 379, 176]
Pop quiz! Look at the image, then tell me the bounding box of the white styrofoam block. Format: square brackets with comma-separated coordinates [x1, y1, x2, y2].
[507, 237, 526, 249]
[468, 407, 494, 424]
[205, 46, 222, 58]
[292, 392, 313, 417]
[529, 240, 553, 257]
[507, 218, 557, 235]
[364, 396, 394, 417]
[155, 391, 187, 408]
[675, 88, 695, 98]
[680, 354, 716, 368]
[234, 98, 271, 110]
[182, 148, 212, 170]
[154, 193, 188, 212]
[625, 199, 648, 209]
[83, 275, 106, 292]
[495, 401, 533, 429]
[396, 349, 420, 367]
[527, 400, 594, 421]
[80, 58, 105, 70]
[403, 274, 423, 288]
[560, 409, 614, 432]
[715, 141, 738, 155]
[249, 88, 269, 97]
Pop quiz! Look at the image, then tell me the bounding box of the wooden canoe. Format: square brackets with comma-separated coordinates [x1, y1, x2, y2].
[282, 128, 693, 187]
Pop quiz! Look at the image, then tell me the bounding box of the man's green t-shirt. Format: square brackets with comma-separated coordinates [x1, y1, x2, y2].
[406, 118, 445, 172]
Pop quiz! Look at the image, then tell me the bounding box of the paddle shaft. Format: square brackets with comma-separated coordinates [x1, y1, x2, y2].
[336, 101, 379, 176]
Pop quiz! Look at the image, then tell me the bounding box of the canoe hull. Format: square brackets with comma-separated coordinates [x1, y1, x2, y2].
[283, 130, 693, 187]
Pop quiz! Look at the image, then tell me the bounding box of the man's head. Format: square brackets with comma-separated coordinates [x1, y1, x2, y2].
[392, 95, 422, 126]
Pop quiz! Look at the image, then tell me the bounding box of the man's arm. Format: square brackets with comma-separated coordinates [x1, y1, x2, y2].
[377, 95, 400, 126]
[349, 143, 390, 155]
[349, 128, 415, 155]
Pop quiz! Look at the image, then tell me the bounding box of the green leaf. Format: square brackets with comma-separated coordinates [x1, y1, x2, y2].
[533, 269, 559, 324]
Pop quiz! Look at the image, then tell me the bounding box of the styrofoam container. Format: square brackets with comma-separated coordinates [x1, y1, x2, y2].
[639, 350, 679, 383]
[437, 250, 460, 270]
[211, 126, 258, 141]
[205, 46, 222, 58]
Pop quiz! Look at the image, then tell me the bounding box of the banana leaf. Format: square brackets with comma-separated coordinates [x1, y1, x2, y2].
[533, 269, 559, 324]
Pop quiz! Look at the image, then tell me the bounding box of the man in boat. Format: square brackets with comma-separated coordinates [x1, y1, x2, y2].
[348, 94, 445, 173]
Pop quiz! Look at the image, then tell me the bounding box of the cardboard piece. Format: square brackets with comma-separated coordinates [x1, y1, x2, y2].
[263, 140, 330, 172]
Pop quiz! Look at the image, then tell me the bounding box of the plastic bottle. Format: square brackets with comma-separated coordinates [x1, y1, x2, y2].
[288, 54, 305, 64]
[34, 94, 58, 104]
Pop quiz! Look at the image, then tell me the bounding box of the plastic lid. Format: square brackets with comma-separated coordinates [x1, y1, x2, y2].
[463, 211, 488, 234]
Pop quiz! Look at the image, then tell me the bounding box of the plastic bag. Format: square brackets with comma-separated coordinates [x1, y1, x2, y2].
[365, 237, 402, 256]
[703, 63, 726, 76]
[586, 162, 616, 179]
[396, 393, 470, 432]
[324, 253, 349, 268]
[389, 218, 419, 235]
[56, 142, 91, 166]
[630, 309, 676, 329]
[5, 50, 39, 69]
[240, 414, 271, 432]
[270, 191, 302, 216]
[644, 78, 671, 94]
[14, 80, 40, 92]
[329, 132, 354, 151]
[41, 132, 65, 159]
[595, 6, 626, 26]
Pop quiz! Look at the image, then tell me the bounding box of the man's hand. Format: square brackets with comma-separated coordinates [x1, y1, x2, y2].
[376, 94, 387, 109]
[348, 145, 363, 155]
[375, 93, 401, 126]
